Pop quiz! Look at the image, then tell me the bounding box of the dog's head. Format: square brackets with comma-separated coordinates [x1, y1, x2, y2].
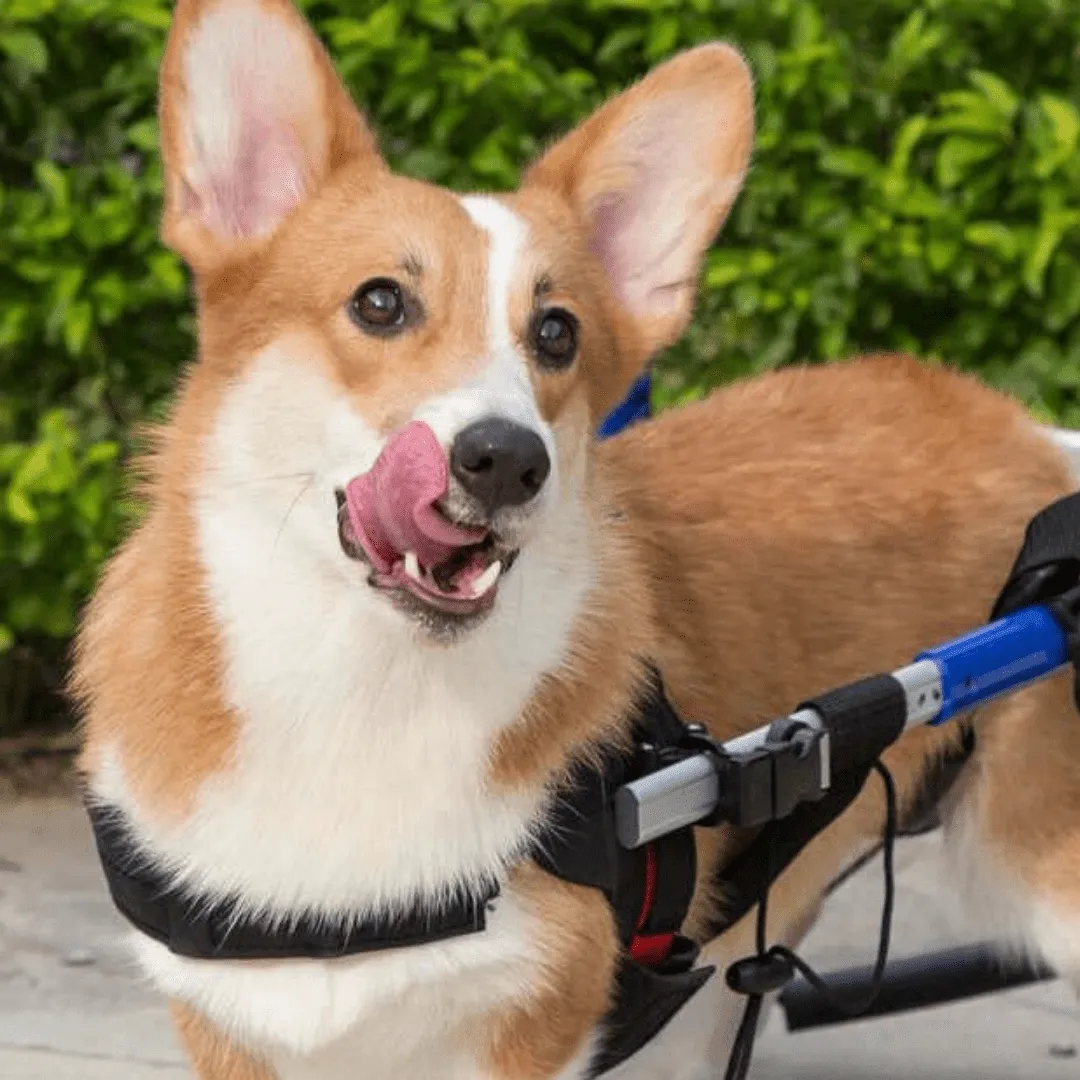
[157, 0, 753, 643]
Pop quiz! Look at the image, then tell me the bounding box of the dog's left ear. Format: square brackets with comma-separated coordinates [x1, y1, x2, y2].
[524, 44, 754, 379]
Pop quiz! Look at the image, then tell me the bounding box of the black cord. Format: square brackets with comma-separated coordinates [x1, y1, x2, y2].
[723, 761, 898, 1080]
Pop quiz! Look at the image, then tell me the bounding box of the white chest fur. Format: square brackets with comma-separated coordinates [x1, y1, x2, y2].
[88, 351, 599, 1074]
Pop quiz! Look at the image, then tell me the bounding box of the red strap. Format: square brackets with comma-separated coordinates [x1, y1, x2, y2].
[630, 931, 676, 966]
[629, 844, 675, 967]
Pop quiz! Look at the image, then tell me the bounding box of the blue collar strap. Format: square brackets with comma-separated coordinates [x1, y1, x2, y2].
[598, 371, 652, 439]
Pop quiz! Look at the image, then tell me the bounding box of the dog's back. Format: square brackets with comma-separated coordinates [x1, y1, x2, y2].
[605, 353, 1080, 991]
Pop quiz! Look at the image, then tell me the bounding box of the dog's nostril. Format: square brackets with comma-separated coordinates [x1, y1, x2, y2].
[463, 454, 495, 474]
[521, 467, 542, 494]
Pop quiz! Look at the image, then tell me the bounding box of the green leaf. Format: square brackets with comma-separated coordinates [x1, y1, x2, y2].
[6, 487, 36, 525]
[1047, 256, 1080, 332]
[819, 147, 880, 178]
[0, 28, 48, 72]
[705, 251, 749, 288]
[645, 16, 679, 60]
[965, 222, 1020, 260]
[1024, 216, 1069, 297]
[1039, 94, 1080, 153]
[414, 0, 457, 32]
[889, 115, 930, 176]
[34, 160, 69, 207]
[147, 251, 187, 297]
[84, 442, 121, 467]
[113, 0, 172, 30]
[63, 301, 93, 357]
[468, 134, 516, 186]
[969, 70, 1019, 119]
[127, 118, 159, 151]
[0, 626, 14, 653]
[926, 236, 959, 272]
[936, 136, 999, 188]
[596, 27, 642, 66]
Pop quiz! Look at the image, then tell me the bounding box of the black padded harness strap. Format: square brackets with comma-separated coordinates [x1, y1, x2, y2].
[536, 668, 716, 1076]
[87, 670, 714, 1078]
[992, 490, 1080, 621]
[991, 491, 1080, 711]
[534, 669, 698, 942]
[87, 803, 499, 960]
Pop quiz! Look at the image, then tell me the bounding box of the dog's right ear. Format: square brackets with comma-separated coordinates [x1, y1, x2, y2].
[159, 0, 383, 275]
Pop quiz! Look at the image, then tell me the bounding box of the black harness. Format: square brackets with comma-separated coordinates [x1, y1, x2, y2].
[84, 667, 962, 1076]
[87, 672, 716, 1074]
[87, 489, 1080, 1078]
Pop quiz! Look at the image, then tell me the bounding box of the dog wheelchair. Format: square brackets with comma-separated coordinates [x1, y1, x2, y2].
[597, 371, 1078, 1070]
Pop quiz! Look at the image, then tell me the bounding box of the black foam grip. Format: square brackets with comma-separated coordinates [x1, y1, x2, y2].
[798, 674, 907, 776]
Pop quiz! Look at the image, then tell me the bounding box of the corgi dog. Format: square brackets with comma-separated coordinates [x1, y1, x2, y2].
[73, 1, 1080, 1078]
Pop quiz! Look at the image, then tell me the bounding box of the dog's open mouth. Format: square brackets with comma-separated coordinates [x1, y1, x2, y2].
[337, 494, 518, 616]
[336, 421, 518, 619]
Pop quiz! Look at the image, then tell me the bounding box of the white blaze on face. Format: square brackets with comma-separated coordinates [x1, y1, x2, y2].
[461, 195, 525, 360]
[413, 197, 556, 476]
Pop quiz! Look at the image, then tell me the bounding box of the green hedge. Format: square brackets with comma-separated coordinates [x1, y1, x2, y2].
[3, 0, 1080, 730]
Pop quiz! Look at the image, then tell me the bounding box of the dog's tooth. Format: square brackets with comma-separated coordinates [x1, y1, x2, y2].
[470, 561, 502, 599]
[404, 551, 422, 583]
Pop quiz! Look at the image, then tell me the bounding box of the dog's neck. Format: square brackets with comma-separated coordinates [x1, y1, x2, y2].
[78, 414, 652, 919]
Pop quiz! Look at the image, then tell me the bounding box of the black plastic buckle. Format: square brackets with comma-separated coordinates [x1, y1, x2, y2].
[691, 719, 826, 830]
[764, 718, 828, 821]
[635, 718, 828, 834]
[676, 723, 735, 827]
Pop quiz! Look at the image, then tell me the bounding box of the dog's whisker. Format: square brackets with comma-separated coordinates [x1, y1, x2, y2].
[234, 471, 317, 488]
[273, 476, 315, 553]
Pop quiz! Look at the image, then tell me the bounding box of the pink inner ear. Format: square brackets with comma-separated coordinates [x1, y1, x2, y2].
[590, 192, 649, 313]
[180, 2, 324, 242]
[586, 111, 703, 319]
[202, 121, 307, 239]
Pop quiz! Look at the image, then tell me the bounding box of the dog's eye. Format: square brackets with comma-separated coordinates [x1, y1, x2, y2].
[349, 278, 408, 335]
[532, 308, 578, 370]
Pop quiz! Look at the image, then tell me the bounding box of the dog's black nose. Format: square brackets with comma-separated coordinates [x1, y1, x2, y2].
[450, 418, 551, 514]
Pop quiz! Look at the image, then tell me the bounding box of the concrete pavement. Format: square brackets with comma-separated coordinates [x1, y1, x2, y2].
[1, 794, 1078, 1078]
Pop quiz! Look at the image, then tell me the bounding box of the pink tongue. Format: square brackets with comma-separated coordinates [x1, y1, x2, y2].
[344, 421, 486, 574]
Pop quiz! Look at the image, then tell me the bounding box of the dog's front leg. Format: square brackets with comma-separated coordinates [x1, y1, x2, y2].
[172, 1001, 279, 1080]
[480, 863, 619, 1080]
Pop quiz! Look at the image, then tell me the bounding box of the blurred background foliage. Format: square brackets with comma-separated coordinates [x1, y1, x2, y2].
[3, 0, 1080, 730]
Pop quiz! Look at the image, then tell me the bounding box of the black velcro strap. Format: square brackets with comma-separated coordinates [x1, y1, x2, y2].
[587, 940, 714, 1077]
[88, 803, 497, 960]
[706, 766, 869, 939]
[535, 665, 699, 943]
[992, 491, 1080, 620]
[989, 491, 1080, 712]
[798, 674, 907, 776]
[641, 835, 696, 937]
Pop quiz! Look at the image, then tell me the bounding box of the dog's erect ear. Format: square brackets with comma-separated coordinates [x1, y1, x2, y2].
[524, 44, 753, 369]
[159, 0, 383, 274]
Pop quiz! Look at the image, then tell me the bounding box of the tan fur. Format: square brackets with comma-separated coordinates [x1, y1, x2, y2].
[172, 1000, 278, 1080]
[74, 368, 236, 821]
